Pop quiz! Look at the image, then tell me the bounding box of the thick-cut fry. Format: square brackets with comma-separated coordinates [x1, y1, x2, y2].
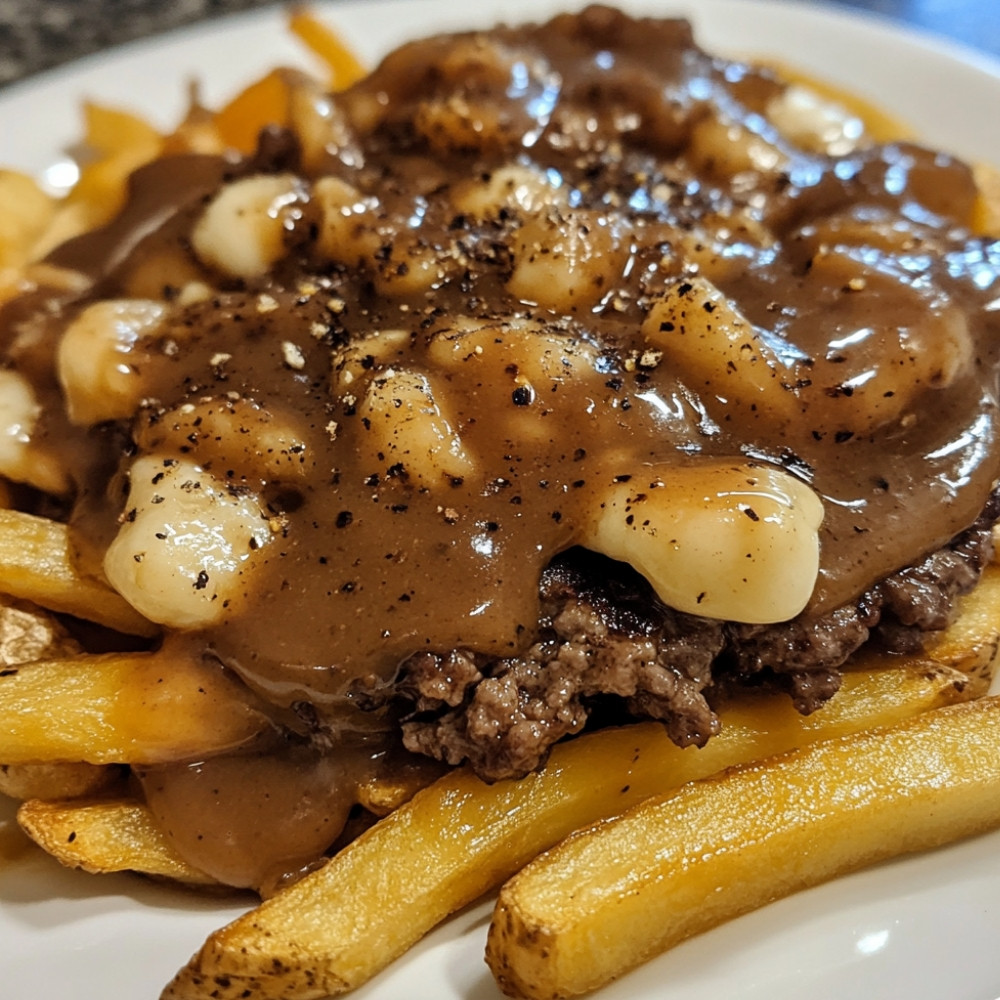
[17, 797, 217, 885]
[160, 662, 972, 1000]
[81, 101, 162, 160]
[919, 561, 1000, 685]
[354, 755, 448, 817]
[0, 170, 56, 267]
[0, 590, 80, 663]
[0, 509, 156, 636]
[288, 8, 366, 90]
[0, 593, 121, 798]
[28, 102, 165, 258]
[973, 162, 1000, 235]
[0, 651, 270, 765]
[1, 13, 998, 1000]
[0, 761, 121, 801]
[487, 696, 1000, 1000]
[167, 11, 366, 159]
[0, 591, 123, 799]
[213, 70, 294, 153]
[66, 102, 164, 226]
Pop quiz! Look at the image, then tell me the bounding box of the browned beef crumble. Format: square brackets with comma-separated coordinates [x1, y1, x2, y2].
[398, 488, 998, 781]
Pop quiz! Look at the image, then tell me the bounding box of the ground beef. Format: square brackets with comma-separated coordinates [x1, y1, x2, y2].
[398, 490, 999, 782]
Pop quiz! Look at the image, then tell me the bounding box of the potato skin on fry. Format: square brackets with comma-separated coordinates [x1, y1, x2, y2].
[159, 662, 971, 1000]
[486, 696, 1000, 1000]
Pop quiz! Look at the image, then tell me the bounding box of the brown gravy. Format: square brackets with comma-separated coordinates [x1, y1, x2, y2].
[4, 6, 1000, 886]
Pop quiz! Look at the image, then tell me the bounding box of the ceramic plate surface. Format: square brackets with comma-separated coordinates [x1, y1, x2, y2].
[2, 2, 1000, 998]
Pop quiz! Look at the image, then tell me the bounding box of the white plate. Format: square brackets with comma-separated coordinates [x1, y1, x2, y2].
[2, 2, 1000, 998]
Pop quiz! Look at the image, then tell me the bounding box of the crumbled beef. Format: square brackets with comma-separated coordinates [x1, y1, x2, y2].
[400, 569, 724, 781]
[398, 489, 999, 782]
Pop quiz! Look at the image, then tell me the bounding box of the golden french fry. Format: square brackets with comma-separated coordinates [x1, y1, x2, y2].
[973, 162, 1000, 235]
[68, 102, 164, 227]
[0, 509, 156, 636]
[160, 662, 971, 1000]
[0, 761, 121, 801]
[287, 8, 366, 90]
[917, 560, 1000, 686]
[0, 593, 118, 798]
[487, 696, 1000, 999]
[28, 103, 164, 258]
[0, 651, 270, 765]
[354, 755, 448, 817]
[212, 69, 294, 153]
[17, 797, 217, 886]
[0, 170, 56, 267]
[81, 101, 162, 159]
[0, 591, 79, 663]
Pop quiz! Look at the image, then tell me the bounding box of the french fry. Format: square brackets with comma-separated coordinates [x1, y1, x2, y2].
[0, 170, 56, 267]
[918, 560, 1000, 685]
[288, 8, 366, 90]
[0, 761, 121, 801]
[487, 696, 1000, 999]
[213, 70, 295, 154]
[0, 591, 122, 800]
[0, 509, 157, 636]
[1, 14, 997, 1000]
[0, 591, 79, 664]
[973, 162, 1000, 235]
[28, 102, 165, 258]
[17, 797, 218, 886]
[0, 590, 124, 801]
[67, 102, 164, 227]
[354, 755, 448, 817]
[0, 651, 270, 765]
[160, 661, 972, 1000]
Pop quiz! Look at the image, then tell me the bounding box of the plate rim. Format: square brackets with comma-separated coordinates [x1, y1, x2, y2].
[2, 2, 1000, 999]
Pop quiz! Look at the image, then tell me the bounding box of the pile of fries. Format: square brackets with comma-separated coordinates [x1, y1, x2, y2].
[2, 9, 1000, 1000]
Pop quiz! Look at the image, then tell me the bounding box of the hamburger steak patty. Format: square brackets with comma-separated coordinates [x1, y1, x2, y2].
[399, 487, 999, 781]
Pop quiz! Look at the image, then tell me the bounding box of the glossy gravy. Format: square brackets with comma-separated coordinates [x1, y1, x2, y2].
[4, 7, 1000, 886]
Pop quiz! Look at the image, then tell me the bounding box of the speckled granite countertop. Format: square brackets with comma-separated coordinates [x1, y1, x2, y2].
[0, 0, 278, 85]
[0, 0, 998, 86]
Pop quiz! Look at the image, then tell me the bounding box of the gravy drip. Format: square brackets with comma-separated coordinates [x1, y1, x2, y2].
[3, 7, 1000, 885]
[135, 741, 376, 890]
